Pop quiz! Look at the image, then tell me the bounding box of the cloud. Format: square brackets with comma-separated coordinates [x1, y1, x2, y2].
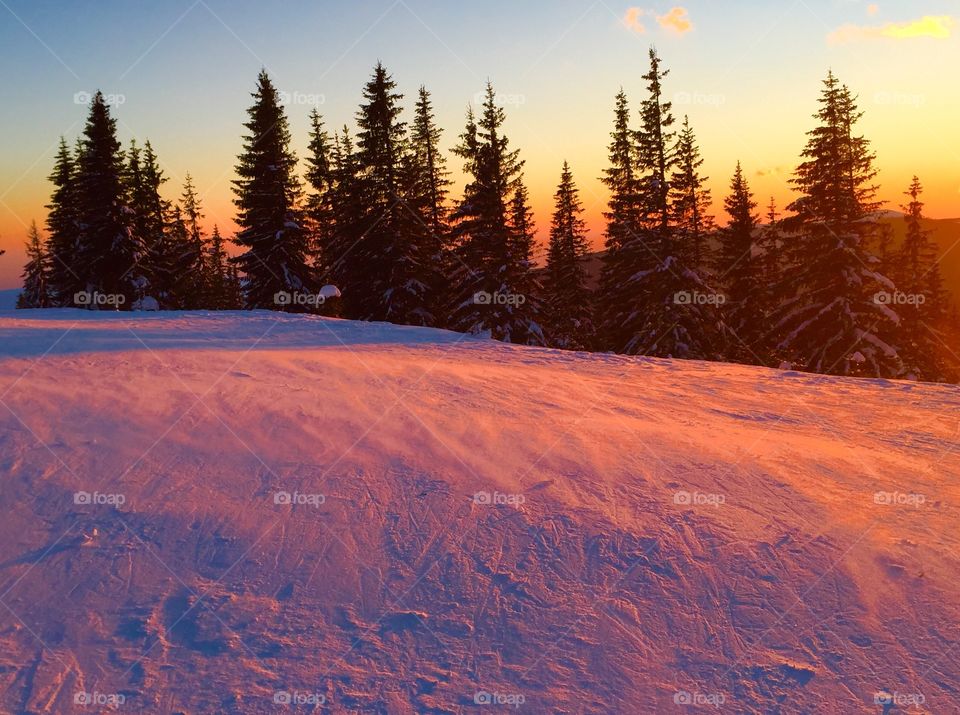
[622, 7, 646, 34]
[657, 7, 693, 34]
[755, 167, 785, 178]
[828, 15, 954, 43]
[867, 4, 879, 17]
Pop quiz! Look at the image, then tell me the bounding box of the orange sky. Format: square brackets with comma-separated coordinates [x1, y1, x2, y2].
[1, 1, 958, 287]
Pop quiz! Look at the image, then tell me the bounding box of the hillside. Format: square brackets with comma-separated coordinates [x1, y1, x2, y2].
[0, 310, 958, 713]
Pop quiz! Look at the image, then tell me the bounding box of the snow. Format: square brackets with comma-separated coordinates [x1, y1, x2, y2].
[0, 308, 958, 712]
[318, 284, 341, 300]
[0, 289, 20, 311]
[132, 296, 160, 312]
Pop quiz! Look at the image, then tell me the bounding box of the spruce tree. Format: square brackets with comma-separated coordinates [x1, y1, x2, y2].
[17, 221, 51, 309]
[227, 264, 244, 310]
[896, 177, 953, 381]
[351, 62, 433, 325]
[125, 140, 164, 306]
[73, 91, 140, 308]
[545, 162, 594, 349]
[408, 86, 453, 324]
[204, 225, 234, 310]
[612, 48, 723, 359]
[410, 86, 451, 238]
[506, 178, 546, 343]
[45, 138, 82, 306]
[597, 89, 641, 351]
[304, 108, 335, 273]
[323, 128, 364, 313]
[178, 174, 206, 308]
[716, 162, 763, 362]
[233, 70, 314, 310]
[670, 115, 714, 269]
[449, 83, 544, 345]
[163, 205, 202, 309]
[757, 197, 787, 361]
[127, 141, 179, 308]
[774, 72, 901, 377]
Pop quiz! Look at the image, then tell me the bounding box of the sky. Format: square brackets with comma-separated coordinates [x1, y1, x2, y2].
[1, 0, 958, 288]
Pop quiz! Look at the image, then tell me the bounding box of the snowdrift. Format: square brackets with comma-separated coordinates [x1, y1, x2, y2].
[0, 310, 957, 713]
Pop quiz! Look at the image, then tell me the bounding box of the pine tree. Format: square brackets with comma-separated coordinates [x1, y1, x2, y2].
[322, 127, 364, 313]
[670, 115, 714, 269]
[304, 109, 335, 273]
[127, 141, 182, 308]
[757, 197, 787, 360]
[227, 264, 244, 310]
[232, 70, 314, 310]
[774, 72, 901, 377]
[895, 177, 953, 381]
[350, 62, 433, 325]
[45, 138, 82, 306]
[448, 83, 544, 345]
[506, 178, 546, 343]
[204, 225, 236, 310]
[611, 48, 723, 358]
[125, 140, 164, 306]
[545, 162, 594, 349]
[410, 86, 451, 239]
[715, 162, 763, 362]
[73, 91, 140, 308]
[178, 174, 206, 308]
[17, 221, 51, 308]
[408, 85, 453, 324]
[163, 205, 203, 309]
[597, 89, 641, 351]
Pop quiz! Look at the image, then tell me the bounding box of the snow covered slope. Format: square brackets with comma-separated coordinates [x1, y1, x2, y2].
[0, 310, 957, 713]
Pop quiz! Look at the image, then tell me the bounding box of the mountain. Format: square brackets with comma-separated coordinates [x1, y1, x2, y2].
[0, 309, 957, 713]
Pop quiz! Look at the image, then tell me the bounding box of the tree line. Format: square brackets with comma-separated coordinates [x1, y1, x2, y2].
[15, 50, 958, 382]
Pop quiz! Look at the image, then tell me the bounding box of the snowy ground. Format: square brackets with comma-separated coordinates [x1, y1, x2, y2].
[0, 309, 958, 713]
[0, 289, 19, 311]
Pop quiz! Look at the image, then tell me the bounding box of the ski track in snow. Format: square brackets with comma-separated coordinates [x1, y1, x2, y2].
[0, 309, 958, 713]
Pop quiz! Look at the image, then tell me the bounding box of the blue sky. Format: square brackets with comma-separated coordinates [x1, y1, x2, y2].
[1, 0, 958, 286]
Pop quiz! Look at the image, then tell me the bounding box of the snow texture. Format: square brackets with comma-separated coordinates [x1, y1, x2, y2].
[0, 308, 957, 713]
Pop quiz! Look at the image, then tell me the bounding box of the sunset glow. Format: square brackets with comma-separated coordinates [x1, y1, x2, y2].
[1, 0, 958, 289]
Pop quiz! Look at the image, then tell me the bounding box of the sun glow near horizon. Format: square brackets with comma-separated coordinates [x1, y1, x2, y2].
[0, 0, 958, 288]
